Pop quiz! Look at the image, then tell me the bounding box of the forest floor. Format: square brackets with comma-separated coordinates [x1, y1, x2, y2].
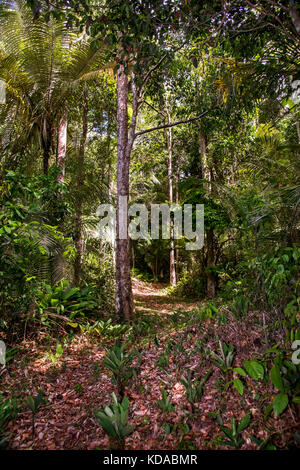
[2, 280, 299, 450]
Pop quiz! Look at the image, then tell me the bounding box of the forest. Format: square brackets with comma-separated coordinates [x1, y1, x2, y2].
[0, 0, 299, 454]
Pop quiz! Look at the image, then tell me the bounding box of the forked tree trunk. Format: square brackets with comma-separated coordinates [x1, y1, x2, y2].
[114, 46, 135, 321]
[74, 88, 88, 286]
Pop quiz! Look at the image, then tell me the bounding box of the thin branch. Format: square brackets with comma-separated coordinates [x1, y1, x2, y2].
[138, 42, 187, 103]
[143, 100, 166, 117]
[134, 108, 213, 138]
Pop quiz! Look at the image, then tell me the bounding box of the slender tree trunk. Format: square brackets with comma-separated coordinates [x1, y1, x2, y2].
[50, 113, 68, 283]
[295, 113, 300, 144]
[200, 130, 216, 298]
[114, 45, 135, 321]
[166, 100, 176, 286]
[107, 125, 116, 268]
[206, 228, 216, 298]
[175, 169, 179, 280]
[42, 116, 52, 175]
[56, 114, 67, 184]
[74, 88, 88, 286]
[200, 131, 211, 190]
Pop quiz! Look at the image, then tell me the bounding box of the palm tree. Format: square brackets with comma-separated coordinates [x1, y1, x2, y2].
[0, 0, 108, 176]
[0, 0, 111, 284]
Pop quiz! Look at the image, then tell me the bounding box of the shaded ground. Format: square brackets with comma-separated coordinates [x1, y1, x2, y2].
[133, 278, 199, 316]
[2, 280, 299, 450]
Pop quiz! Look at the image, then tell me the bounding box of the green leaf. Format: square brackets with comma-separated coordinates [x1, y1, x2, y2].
[26, 396, 35, 412]
[34, 391, 44, 410]
[270, 365, 285, 392]
[237, 412, 251, 433]
[273, 393, 288, 417]
[55, 344, 63, 357]
[244, 360, 264, 380]
[233, 378, 244, 395]
[234, 367, 247, 377]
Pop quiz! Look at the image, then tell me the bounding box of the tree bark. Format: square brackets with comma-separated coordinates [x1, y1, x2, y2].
[50, 113, 68, 284]
[166, 101, 176, 286]
[206, 228, 216, 298]
[41, 116, 52, 175]
[114, 44, 135, 321]
[74, 87, 88, 286]
[290, 0, 300, 37]
[200, 130, 216, 298]
[56, 113, 67, 184]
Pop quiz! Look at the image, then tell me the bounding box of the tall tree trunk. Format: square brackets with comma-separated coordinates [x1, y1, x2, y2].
[50, 113, 68, 284]
[107, 124, 116, 268]
[114, 46, 135, 321]
[200, 130, 216, 298]
[56, 113, 67, 184]
[206, 228, 216, 298]
[175, 168, 179, 281]
[295, 113, 300, 144]
[74, 88, 88, 286]
[200, 131, 211, 190]
[42, 116, 52, 175]
[166, 103, 176, 286]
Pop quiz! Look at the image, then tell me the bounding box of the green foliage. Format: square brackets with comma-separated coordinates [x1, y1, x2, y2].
[26, 391, 45, 441]
[249, 247, 300, 311]
[37, 280, 97, 323]
[103, 341, 140, 396]
[250, 435, 276, 450]
[0, 171, 70, 331]
[231, 295, 249, 319]
[79, 319, 129, 338]
[243, 360, 265, 380]
[25, 391, 44, 415]
[225, 359, 265, 396]
[155, 351, 170, 370]
[74, 383, 84, 396]
[269, 358, 300, 417]
[210, 340, 235, 375]
[157, 389, 174, 413]
[46, 343, 64, 364]
[219, 413, 251, 448]
[94, 393, 135, 450]
[0, 395, 19, 449]
[180, 369, 212, 411]
[198, 303, 218, 321]
[167, 270, 206, 299]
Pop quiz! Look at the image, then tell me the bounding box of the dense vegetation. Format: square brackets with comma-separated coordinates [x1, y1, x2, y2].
[0, 0, 299, 451]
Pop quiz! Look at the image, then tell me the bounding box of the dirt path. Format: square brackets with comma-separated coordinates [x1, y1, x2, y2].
[5, 279, 295, 450]
[132, 278, 199, 317]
